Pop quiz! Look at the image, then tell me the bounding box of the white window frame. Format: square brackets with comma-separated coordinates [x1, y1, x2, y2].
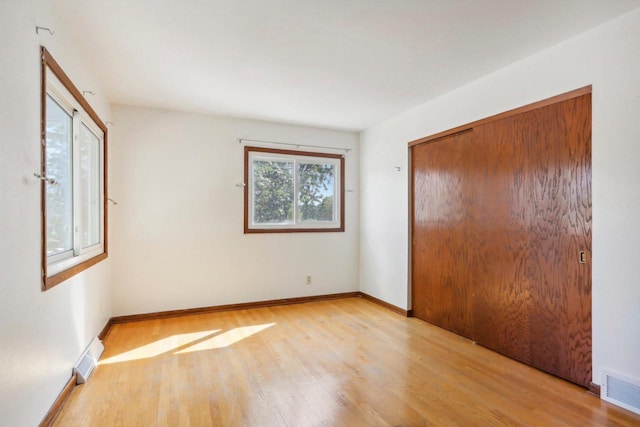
[41, 47, 108, 290]
[244, 146, 344, 233]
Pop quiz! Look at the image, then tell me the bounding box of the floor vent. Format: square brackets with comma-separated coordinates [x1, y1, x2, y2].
[73, 337, 104, 384]
[602, 369, 640, 415]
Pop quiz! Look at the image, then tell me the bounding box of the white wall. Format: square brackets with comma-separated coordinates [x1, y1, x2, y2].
[0, 1, 112, 426]
[110, 105, 359, 316]
[360, 9, 640, 385]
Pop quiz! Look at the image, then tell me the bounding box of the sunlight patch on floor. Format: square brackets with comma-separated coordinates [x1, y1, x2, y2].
[175, 323, 275, 354]
[100, 330, 220, 364]
[99, 323, 276, 364]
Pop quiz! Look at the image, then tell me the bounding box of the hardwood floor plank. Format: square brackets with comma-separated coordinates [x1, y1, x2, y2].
[53, 298, 639, 426]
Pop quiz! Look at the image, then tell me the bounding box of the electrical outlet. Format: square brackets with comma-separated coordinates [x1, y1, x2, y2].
[306, 275, 312, 285]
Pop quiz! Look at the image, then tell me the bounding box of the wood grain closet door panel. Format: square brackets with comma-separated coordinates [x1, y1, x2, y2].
[524, 96, 592, 387]
[411, 131, 474, 338]
[472, 95, 592, 387]
[471, 115, 533, 364]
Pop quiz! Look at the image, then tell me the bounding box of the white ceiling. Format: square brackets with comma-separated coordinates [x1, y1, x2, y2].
[55, 0, 640, 131]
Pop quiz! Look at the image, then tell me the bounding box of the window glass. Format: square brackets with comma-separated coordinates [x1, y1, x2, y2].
[297, 162, 335, 223]
[45, 95, 73, 257]
[252, 159, 294, 225]
[245, 147, 344, 233]
[80, 123, 101, 248]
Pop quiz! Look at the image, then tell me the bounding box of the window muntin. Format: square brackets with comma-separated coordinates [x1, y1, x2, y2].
[41, 47, 108, 289]
[245, 147, 344, 233]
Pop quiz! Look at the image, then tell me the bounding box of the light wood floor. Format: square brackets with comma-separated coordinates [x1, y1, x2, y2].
[54, 297, 640, 426]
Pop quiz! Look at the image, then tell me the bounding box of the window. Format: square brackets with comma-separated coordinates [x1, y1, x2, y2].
[244, 147, 344, 233]
[41, 47, 108, 290]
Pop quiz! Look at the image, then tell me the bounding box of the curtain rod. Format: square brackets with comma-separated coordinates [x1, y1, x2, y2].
[238, 138, 351, 153]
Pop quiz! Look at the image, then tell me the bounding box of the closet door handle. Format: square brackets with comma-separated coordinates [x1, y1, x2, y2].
[579, 251, 587, 263]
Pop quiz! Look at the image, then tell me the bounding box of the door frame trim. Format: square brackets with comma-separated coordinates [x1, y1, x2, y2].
[408, 85, 592, 148]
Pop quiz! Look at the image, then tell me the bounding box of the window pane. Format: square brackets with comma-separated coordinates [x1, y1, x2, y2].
[45, 96, 74, 256]
[252, 159, 294, 224]
[80, 123, 101, 248]
[297, 162, 335, 222]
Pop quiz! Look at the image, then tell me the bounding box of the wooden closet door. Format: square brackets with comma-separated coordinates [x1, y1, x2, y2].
[472, 95, 591, 387]
[469, 113, 533, 364]
[410, 92, 592, 387]
[411, 130, 475, 338]
[525, 96, 591, 386]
